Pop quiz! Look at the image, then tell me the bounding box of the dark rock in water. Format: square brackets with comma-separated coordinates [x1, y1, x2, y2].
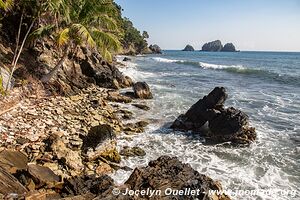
[171, 87, 227, 131]
[120, 146, 146, 157]
[149, 44, 162, 54]
[171, 87, 256, 144]
[123, 121, 149, 134]
[221, 43, 237, 52]
[209, 107, 249, 135]
[202, 40, 223, 52]
[123, 156, 230, 200]
[0, 166, 28, 195]
[82, 125, 116, 151]
[133, 82, 153, 99]
[122, 57, 131, 61]
[107, 91, 132, 103]
[132, 103, 150, 111]
[0, 150, 28, 174]
[182, 44, 195, 51]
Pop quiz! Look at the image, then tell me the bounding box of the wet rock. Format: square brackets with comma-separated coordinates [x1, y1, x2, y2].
[133, 82, 153, 99]
[123, 121, 149, 134]
[208, 107, 249, 135]
[124, 156, 230, 200]
[123, 57, 131, 61]
[107, 91, 132, 103]
[120, 146, 146, 157]
[171, 87, 227, 131]
[171, 87, 256, 145]
[28, 164, 60, 188]
[0, 150, 28, 173]
[132, 103, 150, 111]
[0, 166, 28, 195]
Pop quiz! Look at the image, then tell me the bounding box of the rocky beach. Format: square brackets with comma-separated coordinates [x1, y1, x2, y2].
[0, 68, 232, 199]
[1, 1, 299, 200]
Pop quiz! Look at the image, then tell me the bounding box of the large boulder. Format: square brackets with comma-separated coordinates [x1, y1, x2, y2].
[133, 82, 153, 99]
[80, 56, 133, 89]
[201, 40, 223, 52]
[221, 43, 237, 52]
[171, 87, 256, 144]
[182, 45, 195, 51]
[82, 125, 121, 163]
[149, 44, 162, 54]
[171, 87, 227, 131]
[121, 156, 230, 200]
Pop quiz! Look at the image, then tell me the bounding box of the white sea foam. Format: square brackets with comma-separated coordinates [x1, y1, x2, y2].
[199, 61, 245, 70]
[152, 57, 183, 63]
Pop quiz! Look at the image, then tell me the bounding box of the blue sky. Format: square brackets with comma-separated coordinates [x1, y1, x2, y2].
[115, 0, 300, 51]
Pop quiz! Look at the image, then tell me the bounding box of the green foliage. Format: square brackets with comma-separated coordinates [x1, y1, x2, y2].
[0, 0, 13, 11]
[0, 75, 6, 95]
[122, 17, 148, 54]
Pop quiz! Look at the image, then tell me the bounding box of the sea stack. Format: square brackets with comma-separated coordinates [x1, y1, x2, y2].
[171, 87, 256, 145]
[182, 44, 195, 51]
[201, 40, 237, 52]
[149, 44, 162, 54]
[221, 43, 237, 52]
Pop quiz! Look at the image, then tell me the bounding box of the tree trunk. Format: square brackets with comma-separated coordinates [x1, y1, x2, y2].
[5, 18, 35, 91]
[41, 45, 70, 83]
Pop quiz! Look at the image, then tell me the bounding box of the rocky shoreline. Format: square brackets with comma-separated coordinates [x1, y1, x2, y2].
[0, 75, 233, 199]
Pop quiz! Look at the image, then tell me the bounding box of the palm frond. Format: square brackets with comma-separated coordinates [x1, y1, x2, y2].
[57, 28, 70, 46]
[92, 29, 120, 52]
[71, 23, 96, 47]
[29, 24, 55, 40]
[0, 0, 13, 11]
[93, 14, 118, 32]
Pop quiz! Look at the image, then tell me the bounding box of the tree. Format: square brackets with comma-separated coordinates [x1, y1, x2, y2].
[142, 31, 149, 39]
[0, 0, 13, 11]
[30, 0, 122, 82]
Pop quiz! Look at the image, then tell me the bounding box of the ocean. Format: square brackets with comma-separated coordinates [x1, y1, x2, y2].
[113, 51, 300, 199]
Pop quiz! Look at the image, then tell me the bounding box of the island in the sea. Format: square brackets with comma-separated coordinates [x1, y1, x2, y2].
[201, 40, 238, 52]
[182, 44, 195, 51]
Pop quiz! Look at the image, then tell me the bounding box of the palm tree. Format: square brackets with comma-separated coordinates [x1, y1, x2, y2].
[39, 0, 121, 82]
[0, 0, 13, 11]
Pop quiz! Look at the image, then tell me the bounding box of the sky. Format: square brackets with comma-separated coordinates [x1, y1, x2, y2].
[115, 0, 300, 51]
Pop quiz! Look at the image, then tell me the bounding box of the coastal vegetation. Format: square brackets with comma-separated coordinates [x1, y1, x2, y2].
[0, 0, 152, 92]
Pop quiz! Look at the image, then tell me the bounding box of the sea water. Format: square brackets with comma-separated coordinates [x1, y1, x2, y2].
[112, 51, 300, 200]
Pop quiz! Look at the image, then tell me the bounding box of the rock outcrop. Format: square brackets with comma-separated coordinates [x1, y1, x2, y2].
[120, 156, 230, 200]
[201, 40, 223, 52]
[221, 43, 237, 52]
[182, 44, 195, 51]
[201, 40, 237, 52]
[149, 44, 162, 54]
[171, 87, 256, 144]
[133, 82, 153, 99]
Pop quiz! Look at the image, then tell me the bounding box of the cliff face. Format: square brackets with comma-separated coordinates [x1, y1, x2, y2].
[201, 40, 237, 52]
